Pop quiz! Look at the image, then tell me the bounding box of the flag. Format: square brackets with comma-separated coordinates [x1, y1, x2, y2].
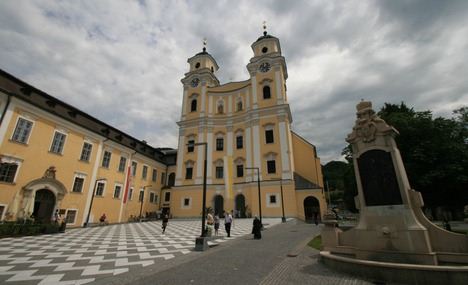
[224, 156, 234, 199]
[123, 165, 132, 204]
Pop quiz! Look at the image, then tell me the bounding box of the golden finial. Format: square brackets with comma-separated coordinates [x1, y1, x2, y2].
[203, 38, 207, 52]
[263, 21, 267, 36]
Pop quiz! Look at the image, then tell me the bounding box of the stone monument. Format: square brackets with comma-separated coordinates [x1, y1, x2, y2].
[320, 101, 468, 284]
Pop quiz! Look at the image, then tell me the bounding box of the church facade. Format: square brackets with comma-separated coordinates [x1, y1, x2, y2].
[0, 31, 325, 226]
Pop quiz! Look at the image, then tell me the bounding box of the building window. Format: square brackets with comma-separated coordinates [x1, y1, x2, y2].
[183, 198, 190, 207]
[139, 190, 144, 202]
[142, 165, 148, 179]
[263, 86, 271, 99]
[191, 99, 197, 112]
[65, 210, 77, 224]
[187, 139, 195, 152]
[161, 172, 166, 185]
[152, 169, 157, 182]
[114, 185, 122, 199]
[216, 166, 224, 179]
[149, 192, 156, 203]
[185, 167, 193, 179]
[50, 131, 66, 154]
[72, 176, 85, 193]
[267, 160, 276, 174]
[165, 192, 171, 202]
[236, 135, 243, 149]
[80, 142, 93, 161]
[236, 164, 244, 177]
[0, 162, 18, 183]
[265, 130, 274, 144]
[131, 161, 137, 176]
[102, 151, 112, 168]
[237, 101, 243, 111]
[269, 195, 277, 204]
[216, 138, 224, 151]
[95, 181, 105, 196]
[118, 157, 127, 172]
[128, 188, 134, 200]
[12, 117, 33, 144]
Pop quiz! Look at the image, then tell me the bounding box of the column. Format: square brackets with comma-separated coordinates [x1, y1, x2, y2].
[175, 129, 185, 186]
[181, 88, 188, 120]
[200, 85, 207, 117]
[206, 127, 213, 184]
[275, 69, 284, 104]
[252, 118, 262, 180]
[81, 139, 104, 224]
[278, 115, 291, 180]
[251, 76, 258, 109]
[245, 124, 253, 182]
[195, 126, 205, 184]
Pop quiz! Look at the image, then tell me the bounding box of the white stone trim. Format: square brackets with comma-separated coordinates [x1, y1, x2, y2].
[251, 76, 258, 109]
[65, 208, 79, 225]
[70, 172, 87, 193]
[227, 130, 233, 156]
[266, 193, 280, 208]
[175, 135, 185, 186]
[201, 85, 207, 115]
[181, 89, 188, 120]
[245, 126, 252, 182]
[275, 70, 283, 104]
[113, 183, 123, 199]
[49, 129, 68, 155]
[181, 197, 192, 209]
[279, 121, 291, 177]
[9, 113, 35, 145]
[207, 131, 213, 183]
[0, 100, 15, 146]
[0, 154, 22, 183]
[82, 140, 103, 225]
[252, 124, 262, 180]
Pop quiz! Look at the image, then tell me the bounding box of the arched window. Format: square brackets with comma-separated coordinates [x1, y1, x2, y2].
[190, 99, 197, 112]
[263, 86, 271, 99]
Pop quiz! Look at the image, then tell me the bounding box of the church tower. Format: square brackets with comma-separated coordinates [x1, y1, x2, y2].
[172, 28, 325, 221]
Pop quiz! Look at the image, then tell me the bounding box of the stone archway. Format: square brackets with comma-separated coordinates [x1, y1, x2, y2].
[235, 194, 246, 218]
[10, 176, 68, 221]
[213, 195, 224, 217]
[304, 196, 320, 223]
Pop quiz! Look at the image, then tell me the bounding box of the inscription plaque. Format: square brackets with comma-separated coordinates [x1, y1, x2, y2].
[357, 150, 403, 206]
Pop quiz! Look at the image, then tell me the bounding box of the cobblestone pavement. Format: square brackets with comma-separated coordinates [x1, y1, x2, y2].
[0, 218, 282, 285]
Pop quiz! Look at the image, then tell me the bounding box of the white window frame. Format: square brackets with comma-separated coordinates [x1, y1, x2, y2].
[139, 188, 144, 202]
[128, 187, 134, 201]
[131, 161, 138, 176]
[266, 193, 279, 208]
[152, 168, 157, 182]
[79, 141, 93, 162]
[71, 173, 86, 193]
[101, 150, 112, 168]
[181, 197, 192, 209]
[0, 155, 22, 183]
[0, 204, 7, 221]
[149, 191, 157, 203]
[118, 156, 127, 172]
[113, 183, 123, 199]
[49, 129, 67, 154]
[11, 115, 35, 144]
[65, 209, 78, 225]
[95, 181, 107, 197]
[142, 165, 148, 180]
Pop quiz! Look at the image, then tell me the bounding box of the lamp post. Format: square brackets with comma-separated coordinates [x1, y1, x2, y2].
[278, 179, 286, 223]
[83, 178, 106, 227]
[139, 185, 152, 221]
[246, 167, 262, 224]
[187, 142, 208, 237]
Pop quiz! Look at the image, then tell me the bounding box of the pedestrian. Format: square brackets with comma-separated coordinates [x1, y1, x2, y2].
[99, 213, 107, 225]
[53, 209, 60, 224]
[252, 216, 262, 239]
[224, 211, 232, 237]
[162, 214, 169, 234]
[214, 214, 220, 236]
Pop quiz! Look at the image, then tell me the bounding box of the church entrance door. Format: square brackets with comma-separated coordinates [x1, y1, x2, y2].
[304, 196, 320, 223]
[33, 189, 56, 223]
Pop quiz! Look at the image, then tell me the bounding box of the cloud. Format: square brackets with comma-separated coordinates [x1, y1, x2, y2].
[1, 0, 467, 163]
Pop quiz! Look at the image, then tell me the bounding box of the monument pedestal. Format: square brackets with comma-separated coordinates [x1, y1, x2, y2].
[195, 237, 209, 251]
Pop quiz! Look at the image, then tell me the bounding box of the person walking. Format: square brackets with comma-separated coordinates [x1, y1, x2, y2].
[162, 214, 169, 234]
[252, 216, 262, 239]
[214, 214, 220, 236]
[224, 211, 232, 237]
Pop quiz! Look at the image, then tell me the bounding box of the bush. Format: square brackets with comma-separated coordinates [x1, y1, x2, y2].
[0, 222, 60, 238]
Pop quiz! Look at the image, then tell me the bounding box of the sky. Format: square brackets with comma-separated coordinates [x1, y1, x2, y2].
[1, 0, 467, 163]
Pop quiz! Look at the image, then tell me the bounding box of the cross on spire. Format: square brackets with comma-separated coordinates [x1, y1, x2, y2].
[263, 21, 267, 36]
[203, 38, 207, 52]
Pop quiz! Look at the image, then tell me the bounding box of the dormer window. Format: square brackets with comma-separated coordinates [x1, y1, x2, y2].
[263, 86, 271, 99]
[191, 99, 197, 112]
[195, 62, 200, 69]
[262, 47, 268, 53]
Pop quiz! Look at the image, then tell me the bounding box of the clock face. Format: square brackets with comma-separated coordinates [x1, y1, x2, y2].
[259, 62, 271, 73]
[191, 78, 200, 87]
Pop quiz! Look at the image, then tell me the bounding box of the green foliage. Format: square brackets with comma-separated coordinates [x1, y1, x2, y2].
[0, 222, 60, 238]
[307, 235, 322, 250]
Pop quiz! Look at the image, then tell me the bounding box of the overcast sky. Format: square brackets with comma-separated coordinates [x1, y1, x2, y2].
[1, 0, 467, 163]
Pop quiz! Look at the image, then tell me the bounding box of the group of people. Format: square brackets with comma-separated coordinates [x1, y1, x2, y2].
[159, 210, 262, 240]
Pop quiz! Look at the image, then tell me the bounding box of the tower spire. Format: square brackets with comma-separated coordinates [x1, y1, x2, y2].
[203, 38, 207, 52]
[263, 21, 267, 36]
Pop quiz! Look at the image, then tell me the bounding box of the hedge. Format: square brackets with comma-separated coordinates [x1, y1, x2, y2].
[0, 222, 61, 238]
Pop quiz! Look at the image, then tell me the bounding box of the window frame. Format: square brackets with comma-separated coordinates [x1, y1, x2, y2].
[185, 166, 193, 179]
[113, 184, 123, 199]
[236, 135, 243, 149]
[11, 116, 34, 144]
[142, 165, 148, 179]
[236, 164, 244, 178]
[215, 166, 224, 179]
[80, 142, 93, 162]
[118, 156, 127, 172]
[265, 129, 274, 144]
[0, 161, 19, 183]
[190, 99, 197, 112]
[49, 130, 67, 154]
[216, 138, 224, 151]
[71, 174, 86, 193]
[95, 181, 106, 197]
[164, 192, 171, 202]
[101, 150, 112, 168]
[131, 161, 138, 176]
[152, 168, 157, 182]
[263, 85, 271, 99]
[65, 209, 78, 225]
[267, 159, 276, 174]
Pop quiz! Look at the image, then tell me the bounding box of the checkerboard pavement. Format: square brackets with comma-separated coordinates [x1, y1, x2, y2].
[0, 218, 281, 285]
